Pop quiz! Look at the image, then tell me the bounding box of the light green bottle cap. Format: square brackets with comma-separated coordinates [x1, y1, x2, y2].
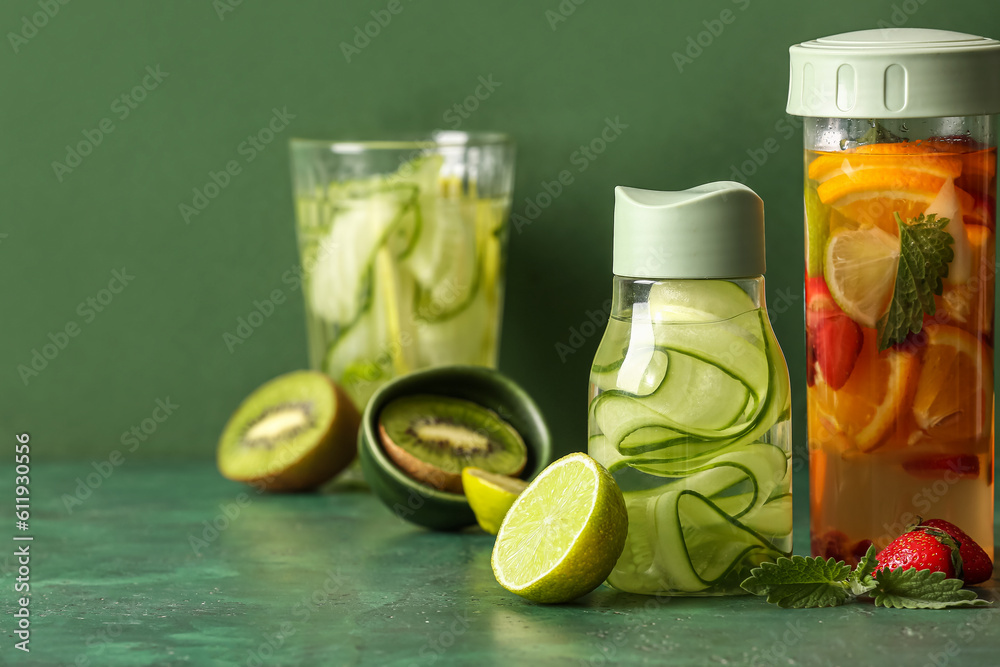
[788, 28, 1000, 118]
[613, 182, 765, 279]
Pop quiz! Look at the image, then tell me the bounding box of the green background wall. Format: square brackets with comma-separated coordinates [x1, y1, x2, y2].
[3, 0, 999, 461]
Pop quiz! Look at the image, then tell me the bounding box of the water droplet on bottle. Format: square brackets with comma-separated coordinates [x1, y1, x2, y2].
[901, 123, 909, 132]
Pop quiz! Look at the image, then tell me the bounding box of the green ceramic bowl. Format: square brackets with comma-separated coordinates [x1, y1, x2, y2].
[359, 365, 553, 531]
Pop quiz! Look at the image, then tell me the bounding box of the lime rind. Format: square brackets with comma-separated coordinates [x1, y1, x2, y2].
[805, 185, 830, 277]
[491, 453, 627, 603]
[462, 467, 527, 535]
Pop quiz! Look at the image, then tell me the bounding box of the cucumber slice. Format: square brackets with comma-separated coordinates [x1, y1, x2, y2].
[408, 195, 480, 322]
[413, 285, 492, 367]
[616, 442, 786, 515]
[592, 353, 752, 444]
[308, 186, 415, 326]
[588, 281, 792, 595]
[650, 310, 768, 400]
[647, 279, 755, 323]
[588, 434, 627, 473]
[610, 488, 788, 595]
[591, 348, 668, 395]
[740, 493, 793, 536]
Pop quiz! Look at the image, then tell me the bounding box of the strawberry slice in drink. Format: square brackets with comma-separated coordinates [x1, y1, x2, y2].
[805, 277, 863, 390]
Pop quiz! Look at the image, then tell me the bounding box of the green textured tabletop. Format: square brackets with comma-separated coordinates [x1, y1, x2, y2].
[4, 463, 998, 667]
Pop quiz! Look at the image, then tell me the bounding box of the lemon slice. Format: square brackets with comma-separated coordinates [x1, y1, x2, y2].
[462, 467, 528, 535]
[491, 453, 627, 604]
[824, 227, 899, 328]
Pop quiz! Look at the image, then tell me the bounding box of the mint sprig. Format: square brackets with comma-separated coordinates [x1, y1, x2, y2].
[740, 556, 853, 608]
[873, 569, 990, 609]
[876, 212, 954, 351]
[741, 545, 991, 610]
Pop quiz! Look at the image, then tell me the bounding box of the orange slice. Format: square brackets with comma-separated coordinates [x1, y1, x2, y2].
[807, 143, 974, 235]
[937, 224, 995, 335]
[817, 169, 973, 234]
[854, 141, 943, 155]
[913, 324, 993, 442]
[810, 328, 918, 452]
[808, 153, 963, 183]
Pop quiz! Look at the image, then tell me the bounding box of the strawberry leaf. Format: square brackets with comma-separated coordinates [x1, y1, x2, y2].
[876, 213, 953, 352]
[873, 568, 992, 609]
[847, 544, 879, 596]
[741, 556, 853, 608]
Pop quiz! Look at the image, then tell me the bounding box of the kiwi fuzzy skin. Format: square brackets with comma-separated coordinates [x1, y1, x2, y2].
[221, 376, 361, 492]
[378, 424, 461, 493]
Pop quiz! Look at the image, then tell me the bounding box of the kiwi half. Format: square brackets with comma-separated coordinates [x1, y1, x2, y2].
[377, 394, 527, 493]
[217, 371, 360, 492]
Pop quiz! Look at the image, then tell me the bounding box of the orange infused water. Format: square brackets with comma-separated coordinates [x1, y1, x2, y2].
[804, 139, 996, 562]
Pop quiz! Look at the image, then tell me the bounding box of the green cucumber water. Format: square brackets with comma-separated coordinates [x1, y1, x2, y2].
[588, 278, 792, 596]
[294, 154, 509, 406]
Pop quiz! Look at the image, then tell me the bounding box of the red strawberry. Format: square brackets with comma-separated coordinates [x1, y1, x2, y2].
[805, 277, 863, 390]
[919, 519, 994, 585]
[875, 529, 959, 578]
[814, 313, 863, 390]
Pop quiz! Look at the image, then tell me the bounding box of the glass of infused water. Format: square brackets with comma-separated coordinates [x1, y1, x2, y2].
[788, 29, 1000, 562]
[289, 133, 515, 408]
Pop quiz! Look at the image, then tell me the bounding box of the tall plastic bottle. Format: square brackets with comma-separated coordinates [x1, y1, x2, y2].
[588, 182, 792, 596]
[788, 29, 999, 561]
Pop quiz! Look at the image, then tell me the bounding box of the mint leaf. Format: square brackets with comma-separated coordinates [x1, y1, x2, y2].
[876, 213, 954, 351]
[847, 544, 879, 596]
[873, 568, 992, 609]
[741, 556, 854, 608]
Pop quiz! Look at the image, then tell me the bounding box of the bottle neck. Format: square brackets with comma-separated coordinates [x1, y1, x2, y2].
[610, 276, 765, 320]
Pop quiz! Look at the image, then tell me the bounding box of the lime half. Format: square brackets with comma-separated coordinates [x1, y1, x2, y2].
[463, 467, 528, 535]
[491, 453, 628, 604]
[824, 226, 899, 328]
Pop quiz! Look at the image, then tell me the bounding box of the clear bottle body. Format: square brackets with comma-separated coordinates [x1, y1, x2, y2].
[588, 276, 791, 596]
[802, 116, 996, 562]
